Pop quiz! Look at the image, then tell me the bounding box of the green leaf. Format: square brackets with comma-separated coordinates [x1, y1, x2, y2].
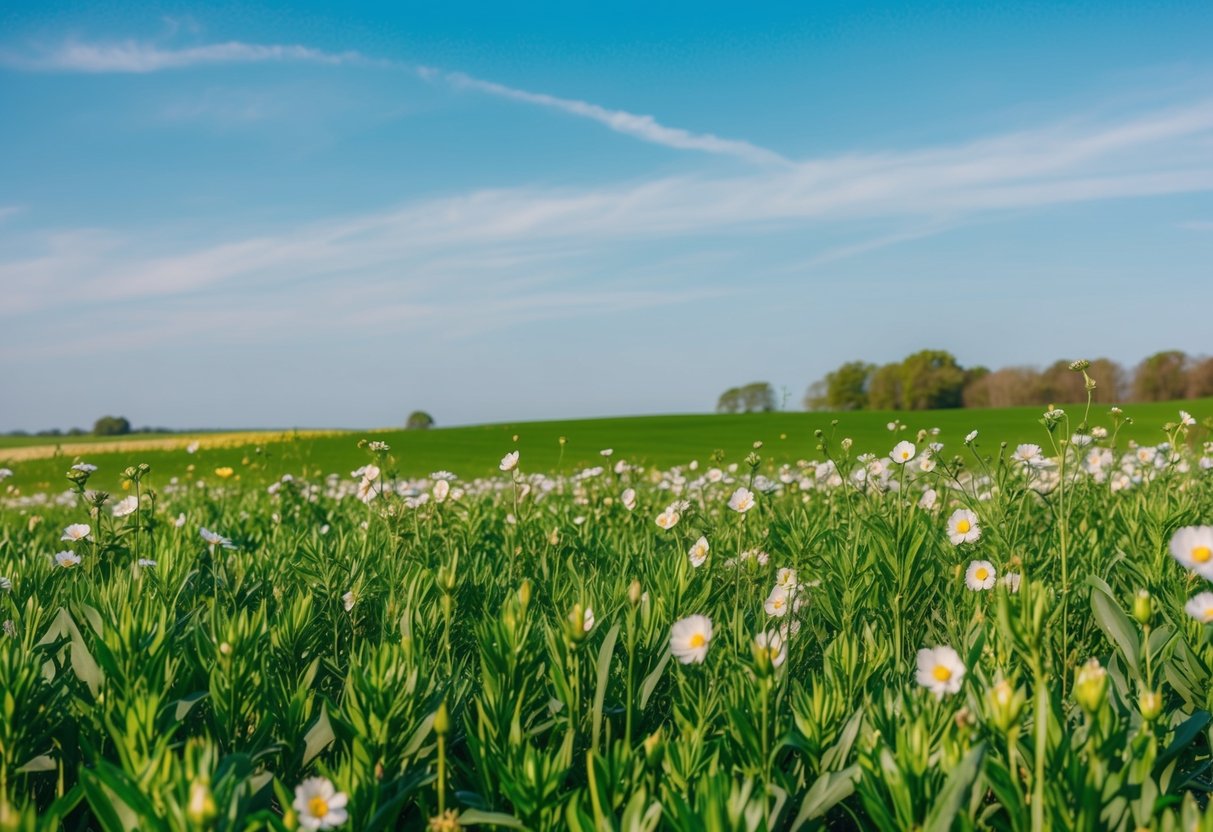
[302, 707, 335, 767]
[790, 764, 860, 829]
[458, 809, 526, 828]
[1087, 578, 1140, 679]
[591, 622, 619, 752]
[640, 649, 671, 711]
[924, 743, 985, 832]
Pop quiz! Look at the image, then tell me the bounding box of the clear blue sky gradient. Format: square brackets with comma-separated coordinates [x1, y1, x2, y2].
[2, 1, 1212, 430]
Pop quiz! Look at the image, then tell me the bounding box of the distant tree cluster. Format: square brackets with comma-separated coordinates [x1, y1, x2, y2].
[406, 410, 435, 430]
[717, 382, 777, 414]
[803, 350, 1213, 411]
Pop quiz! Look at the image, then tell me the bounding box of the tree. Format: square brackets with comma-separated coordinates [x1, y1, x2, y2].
[406, 411, 435, 430]
[1187, 357, 1213, 399]
[963, 367, 1041, 408]
[806, 361, 874, 411]
[1133, 351, 1188, 402]
[716, 387, 742, 414]
[93, 415, 131, 436]
[900, 350, 966, 410]
[867, 364, 904, 410]
[718, 383, 775, 414]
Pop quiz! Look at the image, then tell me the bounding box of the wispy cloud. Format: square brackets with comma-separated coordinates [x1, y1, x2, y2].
[439, 71, 789, 166]
[1, 36, 787, 164]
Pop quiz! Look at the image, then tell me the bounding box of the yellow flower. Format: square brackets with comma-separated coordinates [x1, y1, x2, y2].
[215, 467, 235, 479]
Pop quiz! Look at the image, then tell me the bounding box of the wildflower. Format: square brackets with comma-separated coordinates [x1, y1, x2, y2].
[1169, 526, 1213, 579]
[582, 606, 595, 632]
[214, 467, 235, 479]
[916, 646, 965, 699]
[428, 810, 461, 831]
[600, 448, 614, 457]
[186, 441, 200, 454]
[356, 476, 378, 504]
[1185, 592, 1213, 623]
[368, 440, 391, 452]
[986, 678, 1025, 732]
[499, 451, 519, 472]
[890, 441, 916, 464]
[655, 507, 680, 530]
[0, 577, 11, 591]
[919, 488, 938, 510]
[764, 586, 790, 617]
[728, 487, 755, 513]
[946, 509, 981, 545]
[112, 495, 138, 517]
[293, 777, 349, 830]
[199, 528, 234, 549]
[0, 468, 11, 481]
[620, 488, 637, 511]
[688, 536, 709, 567]
[964, 430, 978, 445]
[670, 615, 712, 664]
[965, 560, 996, 591]
[55, 551, 81, 569]
[72, 463, 97, 473]
[342, 591, 356, 612]
[1013, 444, 1046, 467]
[61, 524, 91, 542]
[999, 572, 1022, 592]
[174, 513, 186, 528]
[775, 567, 797, 590]
[753, 630, 787, 670]
[433, 479, 450, 502]
[1180, 410, 1196, 427]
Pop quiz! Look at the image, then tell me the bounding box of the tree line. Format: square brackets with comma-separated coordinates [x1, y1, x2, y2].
[718, 350, 1213, 413]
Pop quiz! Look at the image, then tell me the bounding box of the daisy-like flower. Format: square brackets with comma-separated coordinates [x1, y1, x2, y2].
[890, 441, 916, 464]
[946, 509, 981, 545]
[72, 463, 97, 473]
[292, 777, 349, 830]
[919, 488, 938, 510]
[764, 586, 790, 618]
[688, 536, 709, 567]
[342, 591, 356, 612]
[112, 495, 138, 517]
[655, 507, 680, 530]
[916, 646, 965, 699]
[964, 430, 978, 445]
[754, 630, 787, 668]
[670, 615, 712, 664]
[214, 467, 235, 479]
[199, 528, 234, 549]
[1180, 410, 1196, 427]
[499, 451, 519, 472]
[61, 524, 91, 542]
[356, 476, 378, 504]
[55, 551, 81, 569]
[1185, 592, 1213, 623]
[174, 513, 187, 528]
[728, 487, 755, 513]
[1169, 526, 1213, 579]
[775, 567, 797, 590]
[1013, 444, 1046, 468]
[600, 448, 614, 457]
[432, 479, 450, 503]
[965, 560, 997, 591]
[1000, 572, 1022, 593]
[620, 488, 637, 511]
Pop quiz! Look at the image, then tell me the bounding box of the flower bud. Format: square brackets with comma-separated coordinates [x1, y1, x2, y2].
[187, 779, 217, 826]
[434, 701, 450, 735]
[566, 603, 588, 644]
[1074, 659, 1108, 714]
[986, 678, 1025, 733]
[642, 727, 664, 769]
[1138, 689, 1163, 723]
[517, 580, 532, 610]
[627, 579, 642, 608]
[1132, 589, 1153, 626]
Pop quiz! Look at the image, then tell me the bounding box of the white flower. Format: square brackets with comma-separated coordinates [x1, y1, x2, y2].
[688, 536, 709, 567]
[174, 513, 186, 528]
[620, 488, 637, 511]
[137, 558, 157, 568]
[918, 488, 938, 510]
[754, 630, 787, 668]
[916, 646, 965, 699]
[670, 615, 712, 664]
[1170, 526, 1213, 579]
[764, 586, 790, 618]
[1185, 592, 1213, 622]
[199, 528, 234, 549]
[964, 430, 978, 445]
[0, 577, 12, 591]
[71, 463, 97, 473]
[1013, 444, 1046, 467]
[655, 508, 680, 530]
[362, 464, 381, 481]
[186, 441, 200, 454]
[112, 496, 138, 517]
[965, 560, 996, 591]
[728, 487, 755, 513]
[342, 590, 356, 612]
[1180, 410, 1196, 427]
[1071, 433, 1093, 447]
[499, 451, 519, 472]
[293, 777, 349, 830]
[356, 476, 378, 504]
[61, 524, 91, 542]
[583, 606, 595, 632]
[890, 441, 916, 464]
[918, 455, 937, 473]
[55, 551, 81, 569]
[600, 448, 614, 457]
[432, 479, 450, 503]
[0, 468, 12, 481]
[775, 567, 797, 590]
[999, 572, 1021, 593]
[946, 509, 981, 545]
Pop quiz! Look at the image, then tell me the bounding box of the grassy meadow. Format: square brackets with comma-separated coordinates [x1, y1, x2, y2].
[1, 395, 1212, 829]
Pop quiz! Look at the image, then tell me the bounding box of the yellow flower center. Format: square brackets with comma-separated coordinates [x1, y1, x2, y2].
[932, 665, 952, 682]
[901, 451, 910, 459]
[1204, 607, 1213, 621]
[974, 568, 988, 581]
[1193, 546, 1212, 564]
[308, 797, 329, 818]
[688, 633, 706, 648]
[955, 519, 971, 534]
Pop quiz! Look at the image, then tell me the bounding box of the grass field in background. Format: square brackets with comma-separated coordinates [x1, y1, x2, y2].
[2, 398, 1209, 494]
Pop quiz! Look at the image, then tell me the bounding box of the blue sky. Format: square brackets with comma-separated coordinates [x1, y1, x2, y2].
[2, 1, 1212, 430]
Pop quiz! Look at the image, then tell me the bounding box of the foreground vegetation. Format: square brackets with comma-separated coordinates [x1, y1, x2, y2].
[1, 393, 1213, 828]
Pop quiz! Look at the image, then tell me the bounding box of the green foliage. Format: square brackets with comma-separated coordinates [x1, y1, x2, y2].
[405, 411, 435, 430]
[93, 415, 132, 436]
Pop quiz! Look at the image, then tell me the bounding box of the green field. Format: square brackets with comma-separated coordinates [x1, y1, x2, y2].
[3, 399, 1210, 494]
